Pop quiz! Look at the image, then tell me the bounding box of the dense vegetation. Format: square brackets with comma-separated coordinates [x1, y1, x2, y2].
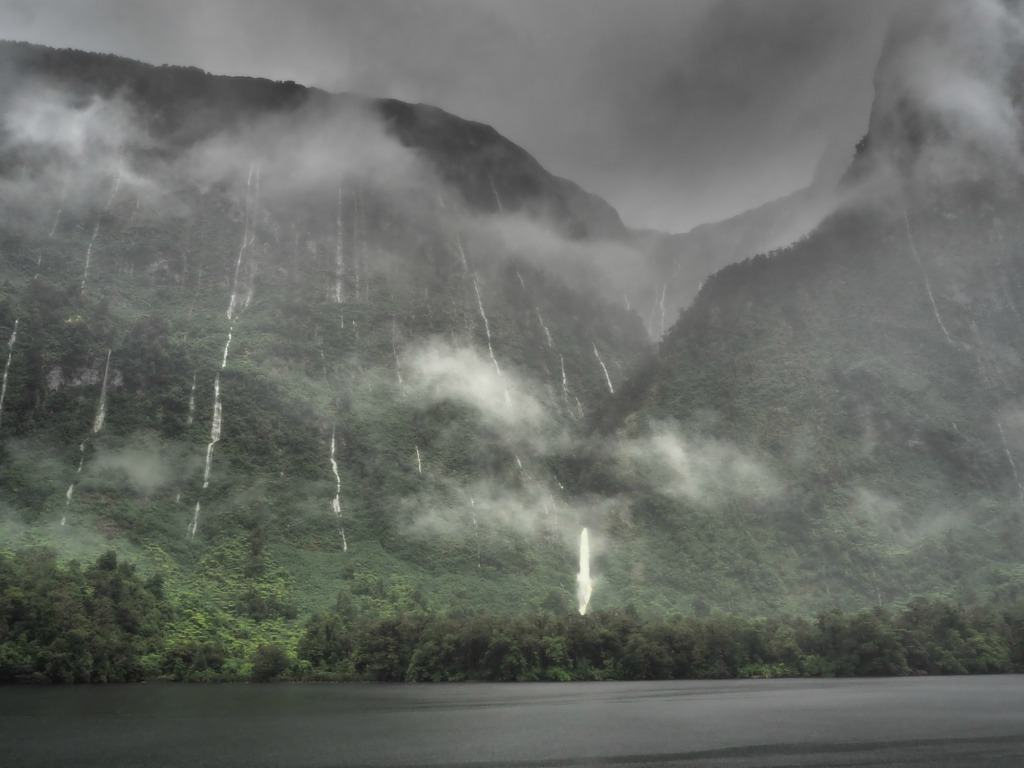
[2, 549, 1022, 683]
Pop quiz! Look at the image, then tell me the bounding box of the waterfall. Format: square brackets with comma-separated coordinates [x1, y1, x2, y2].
[220, 329, 233, 369]
[391, 317, 404, 387]
[334, 183, 345, 304]
[489, 173, 504, 213]
[997, 421, 1024, 504]
[187, 502, 200, 538]
[415, 445, 423, 476]
[658, 284, 667, 337]
[62, 442, 86, 526]
[536, 309, 554, 348]
[185, 371, 197, 426]
[48, 206, 63, 238]
[472, 274, 511, 404]
[560, 355, 584, 418]
[227, 162, 257, 322]
[80, 222, 101, 293]
[201, 374, 223, 490]
[469, 495, 481, 569]
[329, 427, 348, 552]
[904, 210, 958, 347]
[91, 350, 112, 434]
[577, 527, 593, 616]
[0, 319, 18, 428]
[592, 343, 615, 394]
[454, 232, 470, 274]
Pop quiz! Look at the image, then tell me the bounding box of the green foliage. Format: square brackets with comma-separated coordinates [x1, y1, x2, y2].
[250, 643, 290, 682]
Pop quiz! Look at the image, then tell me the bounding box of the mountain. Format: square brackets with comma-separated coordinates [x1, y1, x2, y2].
[2, 15, 1023, 675]
[597, 5, 1024, 610]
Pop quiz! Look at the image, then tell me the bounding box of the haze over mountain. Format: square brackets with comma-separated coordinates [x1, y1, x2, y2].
[1, 0, 1024, 675]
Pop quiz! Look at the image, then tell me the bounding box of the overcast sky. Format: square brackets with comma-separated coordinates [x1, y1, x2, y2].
[0, 0, 892, 232]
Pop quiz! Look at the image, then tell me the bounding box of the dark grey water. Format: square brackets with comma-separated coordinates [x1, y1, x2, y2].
[1, 677, 1022, 767]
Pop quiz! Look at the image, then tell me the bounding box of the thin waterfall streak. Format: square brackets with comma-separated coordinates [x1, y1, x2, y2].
[221, 328, 233, 369]
[904, 210, 957, 347]
[91, 350, 112, 434]
[659, 284, 667, 337]
[536, 309, 554, 348]
[415, 445, 423, 476]
[392, 317, 404, 387]
[186, 372, 197, 426]
[80, 222, 101, 292]
[489, 173, 504, 213]
[334, 183, 345, 303]
[329, 427, 347, 552]
[188, 501, 200, 539]
[593, 343, 615, 394]
[0, 319, 19, 428]
[997, 421, 1024, 504]
[472, 275, 509, 405]
[455, 232, 469, 273]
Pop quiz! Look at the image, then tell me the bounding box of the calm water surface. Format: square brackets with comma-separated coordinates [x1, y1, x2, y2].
[1, 677, 1023, 766]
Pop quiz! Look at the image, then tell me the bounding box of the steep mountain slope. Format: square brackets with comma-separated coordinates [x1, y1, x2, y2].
[598, 3, 1024, 611]
[0, 42, 650, 657]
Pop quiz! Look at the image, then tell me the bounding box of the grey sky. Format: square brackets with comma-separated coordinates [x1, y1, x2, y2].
[0, 0, 890, 232]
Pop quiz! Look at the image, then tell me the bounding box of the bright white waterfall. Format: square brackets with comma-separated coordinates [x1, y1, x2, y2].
[187, 502, 200, 538]
[227, 162, 257, 322]
[489, 173, 504, 213]
[91, 350, 112, 434]
[328, 427, 348, 552]
[220, 329, 233, 369]
[334, 183, 345, 304]
[201, 374, 223, 490]
[536, 309, 554, 348]
[472, 274, 511, 405]
[415, 445, 423, 476]
[997, 421, 1024, 503]
[592, 343, 615, 394]
[80, 222, 101, 293]
[577, 528, 593, 616]
[185, 372, 197, 426]
[391, 317, 404, 387]
[515, 269, 526, 291]
[0, 319, 18, 428]
[903, 210, 958, 347]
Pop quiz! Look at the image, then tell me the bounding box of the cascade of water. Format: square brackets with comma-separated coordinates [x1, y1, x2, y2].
[454, 232, 470, 274]
[0, 319, 19, 429]
[624, 294, 631, 312]
[469, 495, 481, 569]
[185, 371, 197, 426]
[536, 309, 554, 348]
[187, 501, 200, 538]
[592, 343, 615, 394]
[80, 222, 101, 293]
[221, 329, 233, 369]
[904, 210, 958, 347]
[62, 441, 86, 526]
[658, 284, 667, 337]
[91, 350, 112, 434]
[415, 445, 423, 476]
[334, 183, 345, 304]
[329, 427, 348, 552]
[997, 421, 1024, 503]
[515, 269, 526, 291]
[472, 274, 511, 404]
[201, 374, 223, 491]
[227, 163, 257, 322]
[577, 527, 593, 615]
[391, 317, 404, 387]
[489, 174, 504, 214]
[559, 355, 584, 418]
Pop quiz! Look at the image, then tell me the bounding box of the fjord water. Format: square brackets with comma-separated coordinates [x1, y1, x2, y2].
[2, 678, 1022, 767]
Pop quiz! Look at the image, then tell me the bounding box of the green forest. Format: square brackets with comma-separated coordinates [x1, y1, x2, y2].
[2, 548, 1022, 683]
